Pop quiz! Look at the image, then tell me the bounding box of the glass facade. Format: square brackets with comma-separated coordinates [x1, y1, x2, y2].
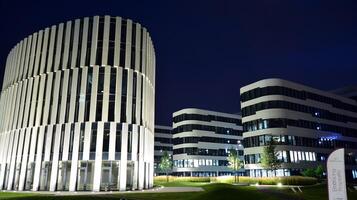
[241, 79, 357, 180]
[153, 126, 173, 176]
[172, 108, 243, 177]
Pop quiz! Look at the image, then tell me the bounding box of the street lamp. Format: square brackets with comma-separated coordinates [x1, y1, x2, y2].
[235, 140, 242, 183]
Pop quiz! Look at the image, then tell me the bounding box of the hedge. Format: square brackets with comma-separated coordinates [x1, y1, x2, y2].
[155, 176, 317, 185]
[212, 176, 317, 185]
[155, 176, 211, 183]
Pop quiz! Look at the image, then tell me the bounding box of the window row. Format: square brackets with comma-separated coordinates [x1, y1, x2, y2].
[242, 100, 357, 123]
[154, 128, 172, 134]
[243, 134, 357, 149]
[154, 137, 172, 144]
[172, 171, 237, 177]
[154, 146, 173, 151]
[240, 86, 357, 113]
[248, 169, 291, 177]
[244, 151, 317, 164]
[173, 124, 242, 136]
[243, 118, 357, 138]
[245, 151, 357, 165]
[173, 136, 239, 145]
[173, 159, 228, 168]
[173, 113, 241, 125]
[173, 147, 244, 156]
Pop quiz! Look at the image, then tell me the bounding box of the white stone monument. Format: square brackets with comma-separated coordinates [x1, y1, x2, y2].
[327, 148, 347, 200]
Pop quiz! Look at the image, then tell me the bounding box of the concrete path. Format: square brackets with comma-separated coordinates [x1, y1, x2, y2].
[2, 186, 204, 196]
[154, 187, 204, 193]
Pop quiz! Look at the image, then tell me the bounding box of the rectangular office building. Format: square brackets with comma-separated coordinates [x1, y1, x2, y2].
[154, 125, 173, 175]
[172, 108, 244, 177]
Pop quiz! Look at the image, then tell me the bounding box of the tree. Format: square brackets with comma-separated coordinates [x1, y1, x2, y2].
[159, 151, 172, 182]
[260, 141, 281, 176]
[228, 148, 244, 183]
[302, 168, 315, 177]
[314, 165, 324, 180]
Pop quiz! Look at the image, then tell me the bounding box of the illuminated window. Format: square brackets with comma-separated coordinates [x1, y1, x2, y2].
[194, 159, 199, 167]
[305, 152, 310, 161]
[290, 151, 295, 162]
[312, 152, 316, 161]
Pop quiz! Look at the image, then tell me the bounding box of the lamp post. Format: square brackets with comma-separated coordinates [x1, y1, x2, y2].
[236, 140, 242, 183]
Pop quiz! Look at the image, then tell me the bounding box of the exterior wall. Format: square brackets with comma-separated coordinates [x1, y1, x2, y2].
[154, 125, 173, 175]
[172, 108, 244, 177]
[240, 78, 357, 180]
[0, 15, 155, 191]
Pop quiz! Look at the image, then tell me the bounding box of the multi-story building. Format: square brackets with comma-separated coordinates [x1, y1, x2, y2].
[154, 125, 173, 175]
[241, 78, 357, 181]
[172, 108, 244, 177]
[331, 86, 357, 102]
[0, 15, 156, 191]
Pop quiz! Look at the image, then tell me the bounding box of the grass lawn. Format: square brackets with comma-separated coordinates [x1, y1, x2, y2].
[0, 192, 40, 199]
[0, 182, 356, 200]
[292, 184, 357, 200]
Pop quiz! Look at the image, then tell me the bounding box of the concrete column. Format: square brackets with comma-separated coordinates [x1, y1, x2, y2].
[18, 128, 32, 190]
[32, 127, 44, 191]
[69, 123, 81, 191]
[93, 122, 103, 191]
[49, 125, 62, 191]
[119, 123, 128, 191]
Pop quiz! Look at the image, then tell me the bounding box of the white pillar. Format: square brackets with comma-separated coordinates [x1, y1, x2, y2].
[32, 127, 45, 191]
[49, 125, 62, 191]
[119, 124, 128, 191]
[7, 130, 19, 190]
[93, 122, 103, 192]
[138, 126, 144, 190]
[108, 123, 116, 161]
[69, 123, 81, 191]
[18, 128, 31, 190]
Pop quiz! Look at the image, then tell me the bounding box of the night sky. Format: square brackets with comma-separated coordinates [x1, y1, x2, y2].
[1, 0, 357, 126]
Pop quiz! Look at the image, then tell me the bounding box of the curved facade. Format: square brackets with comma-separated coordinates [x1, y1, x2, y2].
[241, 78, 357, 180]
[0, 15, 155, 191]
[172, 108, 244, 177]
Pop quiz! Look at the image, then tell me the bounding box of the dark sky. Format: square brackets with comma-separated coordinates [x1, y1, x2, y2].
[1, 0, 357, 126]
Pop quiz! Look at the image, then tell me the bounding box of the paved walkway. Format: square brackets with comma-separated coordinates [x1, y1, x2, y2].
[3, 186, 204, 196]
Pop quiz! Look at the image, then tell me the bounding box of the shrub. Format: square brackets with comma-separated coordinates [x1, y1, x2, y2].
[174, 176, 211, 182]
[155, 176, 172, 182]
[301, 165, 325, 180]
[154, 176, 211, 183]
[213, 176, 317, 185]
[302, 168, 316, 177]
[315, 165, 324, 179]
[155, 175, 317, 185]
[279, 176, 317, 185]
